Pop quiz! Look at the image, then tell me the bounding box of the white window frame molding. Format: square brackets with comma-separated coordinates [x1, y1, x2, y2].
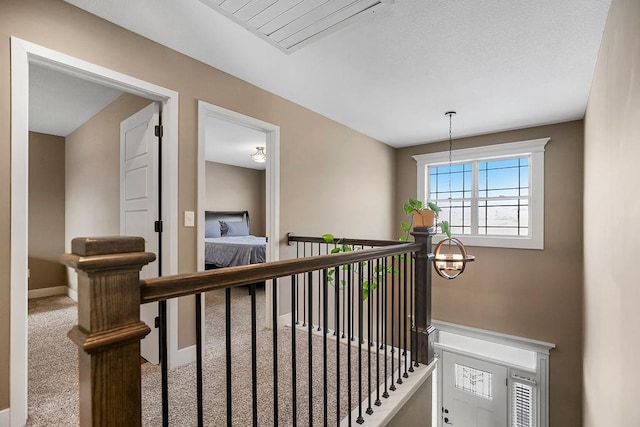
[413, 138, 550, 250]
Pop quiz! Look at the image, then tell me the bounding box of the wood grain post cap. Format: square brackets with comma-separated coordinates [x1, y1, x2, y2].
[71, 236, 146, 256]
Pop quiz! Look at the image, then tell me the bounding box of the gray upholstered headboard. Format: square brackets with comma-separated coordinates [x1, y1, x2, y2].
[205, 211, 250, 238]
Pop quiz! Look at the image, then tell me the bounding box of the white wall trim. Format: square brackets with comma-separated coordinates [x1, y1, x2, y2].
[433, 320, 555, 355]
[66, 286, 78, 302]
[0, 408, 10, 427]
[10, 37, 179, 425]
[197, 100, 280, 330]
[27, 286, 66, 300]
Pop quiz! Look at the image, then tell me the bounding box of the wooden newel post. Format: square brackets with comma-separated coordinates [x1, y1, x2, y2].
[411, 227, 436, 365]
[62, 237, 156, 427]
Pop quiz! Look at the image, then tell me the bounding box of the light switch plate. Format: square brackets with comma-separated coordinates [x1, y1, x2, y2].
[184, 210, 195, 227]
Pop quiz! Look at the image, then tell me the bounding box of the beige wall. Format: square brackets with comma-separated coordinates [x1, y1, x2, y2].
[396, 120, 584, 426]
[583, 0, 640, 425]
[205, 161, 266, 236]
[65, 93, 152, 291]
[387, 377, 432, 427]
[28, 132, 66, 291]
[0, 0, 395, 409]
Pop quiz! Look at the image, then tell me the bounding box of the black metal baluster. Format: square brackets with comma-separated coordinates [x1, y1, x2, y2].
[397, 258, 404, 386]
[410, 253, 417, 371]
[295, 243, 299, 325]
[350, 262, 355, 341]
[375, 258, 381, 407]
[226, 288, 232, 427]
[334, 266, 341, 426]
[366, 261, 373, 416]
[347, 263, 353, 427]
[272, 279, 279, 426]
[317, 243, 322, 332]
[159, 300, 169, 427]
[382, 257, 389, 399]
[291, 276, 298, 427]
[323, 269, 328, 427]
[389, 257, 396, 392]
[308, 271, 314, 425]
[303, 243, 307, 327]
[342, 262, 346, 339]
[251, 284, 258, 427]
[403, 254, 409, 379]
[196, 293, 204, 427]
[356, 262, 364, 425]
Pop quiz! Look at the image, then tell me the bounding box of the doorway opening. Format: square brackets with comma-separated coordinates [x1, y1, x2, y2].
[10, 37, 179, 426]
[197, 101, 280, 331]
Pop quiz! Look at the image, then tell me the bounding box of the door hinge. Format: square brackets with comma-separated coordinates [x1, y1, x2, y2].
[155, 125, 163, 138]
[154, 220, 163, 233]
[154, 316, 160, 328]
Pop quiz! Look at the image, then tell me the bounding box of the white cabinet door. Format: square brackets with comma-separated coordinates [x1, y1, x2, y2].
[121, 102, 160, 364]
[442, 351, 508, 427]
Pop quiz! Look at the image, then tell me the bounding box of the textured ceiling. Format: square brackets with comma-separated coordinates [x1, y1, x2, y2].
[64, 0, 612, 147]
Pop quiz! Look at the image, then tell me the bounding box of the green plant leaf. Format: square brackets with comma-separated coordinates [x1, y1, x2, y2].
[427, 202, 441, 214]
[401, 222, 410, 233]
[403, 202, 413, 215]
[322, 233, 335, 243]
[439, 220, 452, 238]
[330, 247, 342, 254]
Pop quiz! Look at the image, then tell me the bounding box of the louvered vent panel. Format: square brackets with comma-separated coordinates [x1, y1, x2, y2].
[200, 0, 393, 53]
[512, 382, 534, 427]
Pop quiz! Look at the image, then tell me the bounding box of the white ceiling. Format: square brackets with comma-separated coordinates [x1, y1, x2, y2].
[205, 116, 268, 170]
[29, 64, 124, 137]
[63, 0, 611, 147]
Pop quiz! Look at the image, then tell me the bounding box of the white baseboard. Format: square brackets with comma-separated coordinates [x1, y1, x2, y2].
[66, 286, 78, 302]
[0, 407, 10, 427]
[28, 285, 66, 299]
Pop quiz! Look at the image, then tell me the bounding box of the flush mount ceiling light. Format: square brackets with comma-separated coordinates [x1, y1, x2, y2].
[250, 146, 266, 163]
[432, 111, 475, 280]
[199, 0, 394, 53]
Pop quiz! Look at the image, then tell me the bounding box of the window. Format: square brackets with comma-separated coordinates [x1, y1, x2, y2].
[454, 363, 493, 399]
[414, 138, 549, 249]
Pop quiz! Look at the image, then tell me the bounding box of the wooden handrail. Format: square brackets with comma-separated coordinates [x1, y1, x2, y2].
[287, 232, 403, 247]
[63, 229, 436, 426]
[141, 242, 422, 304]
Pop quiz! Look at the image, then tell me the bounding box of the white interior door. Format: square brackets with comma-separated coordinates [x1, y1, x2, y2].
[442, 351, 508, 427]
[121, 102, 160, 364]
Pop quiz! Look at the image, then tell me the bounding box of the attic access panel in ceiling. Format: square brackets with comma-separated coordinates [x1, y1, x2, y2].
[200, 0, 393, 53]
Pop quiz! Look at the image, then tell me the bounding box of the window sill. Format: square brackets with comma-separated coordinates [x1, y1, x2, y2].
[431, 234, 543, 250]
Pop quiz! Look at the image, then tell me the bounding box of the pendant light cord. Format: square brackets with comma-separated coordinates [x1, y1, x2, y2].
[447, 112, 455, 250]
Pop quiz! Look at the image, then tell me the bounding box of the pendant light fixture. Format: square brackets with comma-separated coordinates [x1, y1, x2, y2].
[432, 111, 475, 279]
[250, 146, 266, 163]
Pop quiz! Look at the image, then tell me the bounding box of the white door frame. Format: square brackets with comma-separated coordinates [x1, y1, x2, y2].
[197, 100, 280, 329]
[10, 37, 179, 426]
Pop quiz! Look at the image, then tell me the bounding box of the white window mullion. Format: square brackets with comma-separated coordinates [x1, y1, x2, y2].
[471, 160, 479, 235]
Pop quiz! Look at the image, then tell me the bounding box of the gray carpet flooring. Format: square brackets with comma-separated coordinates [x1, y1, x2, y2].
[27, 287, 396, 426]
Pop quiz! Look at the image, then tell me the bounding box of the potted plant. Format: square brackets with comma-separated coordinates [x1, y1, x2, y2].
[400, 197, 451, 241]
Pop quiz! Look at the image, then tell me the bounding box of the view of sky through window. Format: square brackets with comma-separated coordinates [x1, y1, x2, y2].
[429, 156, 530, 236]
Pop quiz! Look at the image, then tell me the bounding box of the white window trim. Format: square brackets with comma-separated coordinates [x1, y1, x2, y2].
[413, 138, 550, 250]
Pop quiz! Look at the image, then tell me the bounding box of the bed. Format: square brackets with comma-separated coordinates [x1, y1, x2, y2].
[204, 211, 267, 270]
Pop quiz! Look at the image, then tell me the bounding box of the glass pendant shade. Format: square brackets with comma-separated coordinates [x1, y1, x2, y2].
[250, 146, 266, 163]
